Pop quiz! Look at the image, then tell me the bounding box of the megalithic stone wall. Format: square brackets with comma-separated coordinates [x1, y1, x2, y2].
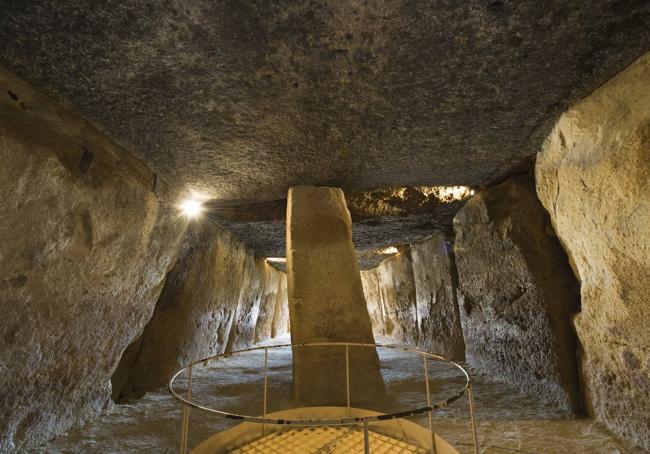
[112, 227, 289, 400]
[286, 186, 385, 405]
[0, 67, 186, 451]
[453, 174, 581, 413]
[536, 52, 650, 450]
[361, 234, 465, 360]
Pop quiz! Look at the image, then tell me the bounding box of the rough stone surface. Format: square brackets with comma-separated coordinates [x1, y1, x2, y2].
[0, 67, 186, 451]
[454, 175, 581, 412]
[286, 186, 384, 404]
[411, 236, 465, 359]
[360, 271, 384, 337]
[113, 228, 289, 399]
[255, 261, 289, 342]
[1, 1, 649, 200]
[361, 234, 465, 359]
[362, 249, 418, 343]
[536, 52, 650, 450]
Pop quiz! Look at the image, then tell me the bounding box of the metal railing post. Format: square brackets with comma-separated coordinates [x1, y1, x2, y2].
[262, 347, 269, 436]
[467, 382, 479, 454]
[179, 365, 193, 454]
[179, 404, 187, 454]
[423, 353, 437, 454]
[345, 344, 351, 415]
[363, 420, 370, 454]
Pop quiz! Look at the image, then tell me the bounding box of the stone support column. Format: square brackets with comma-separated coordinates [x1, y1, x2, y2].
[286, 185, 384, 405]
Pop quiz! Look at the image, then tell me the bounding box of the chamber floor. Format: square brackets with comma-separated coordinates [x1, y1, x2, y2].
[33, 337, 645, 453]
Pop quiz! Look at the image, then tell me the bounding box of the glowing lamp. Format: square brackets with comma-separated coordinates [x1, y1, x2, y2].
[179, 198, 204, 219]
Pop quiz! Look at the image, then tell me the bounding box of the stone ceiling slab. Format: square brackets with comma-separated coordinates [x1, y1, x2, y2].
[1, 1, 649, 201]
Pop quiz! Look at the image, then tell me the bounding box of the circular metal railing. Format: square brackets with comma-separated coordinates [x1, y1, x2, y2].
[169, 342, 479, 454]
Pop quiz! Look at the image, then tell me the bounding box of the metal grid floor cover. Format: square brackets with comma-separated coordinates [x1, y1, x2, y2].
[232, 426, 428, 453]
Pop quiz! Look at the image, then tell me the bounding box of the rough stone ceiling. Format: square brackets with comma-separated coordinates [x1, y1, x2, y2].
[1, 0, 649, 264]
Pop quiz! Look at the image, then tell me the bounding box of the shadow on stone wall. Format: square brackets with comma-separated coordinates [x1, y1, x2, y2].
[453, 174, 582, 413]
[112, 226, 289, 402]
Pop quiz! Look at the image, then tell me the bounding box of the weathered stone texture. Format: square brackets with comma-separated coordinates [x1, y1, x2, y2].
[2, 1, 649, 200]
[361, 235, 465, 359]
[536, 52, 650, 449]
[454, 175, 581, 412]
[114, 229, 289, 399]
[275, 277, 290, 337]
[287, 186, 384, 404]
[0, 68, 186, 451]
[411, 236, 465, 359]
[368, 249, 418, 343]
[255, 262, 290, 342]
[360, 270, 385, 336]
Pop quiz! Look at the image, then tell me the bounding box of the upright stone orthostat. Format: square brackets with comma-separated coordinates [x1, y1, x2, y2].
[111, 228, 289, 401]
[536, 52, 650, 450]
[287, 186, 384, 405]
[0, 67, 186, 451]
[361, 234, 466, 360]
[454, 175, 581, 412]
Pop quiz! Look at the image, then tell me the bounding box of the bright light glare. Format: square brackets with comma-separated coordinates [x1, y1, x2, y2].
[380, 246, 399, 255]
[419, 185, 474, 202]
[266, 257, 287, 263]
[179, 198, 204, 219]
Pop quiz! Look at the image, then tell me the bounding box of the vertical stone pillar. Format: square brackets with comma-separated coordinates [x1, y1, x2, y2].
[287, 185, 384, 405]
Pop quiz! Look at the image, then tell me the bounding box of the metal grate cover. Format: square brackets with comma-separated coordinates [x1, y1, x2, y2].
[233, 426, 427, 453]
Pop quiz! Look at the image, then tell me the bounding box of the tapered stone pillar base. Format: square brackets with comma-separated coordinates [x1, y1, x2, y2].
[287, 186, 385, 405]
